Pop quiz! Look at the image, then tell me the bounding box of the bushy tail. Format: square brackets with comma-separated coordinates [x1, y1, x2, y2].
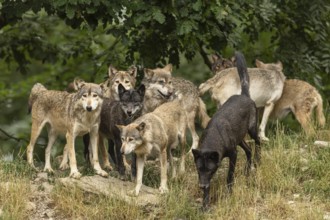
[28, 83, 47, 113]
[198, 97, 211, 128]
[315, 92, 326, 127]
[235, 51, 250, 97]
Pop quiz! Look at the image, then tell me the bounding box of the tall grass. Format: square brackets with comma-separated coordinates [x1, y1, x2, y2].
[1, 120, 330, 219]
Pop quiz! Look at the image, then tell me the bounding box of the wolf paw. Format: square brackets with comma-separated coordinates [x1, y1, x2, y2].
[96, 169, 109, 177]
[159, 186, 169, 194]
[127, 189, 139, 197]
[59, 163, 69, 170]
[103, 164, 113, 171]
[260, 136, 269, 142]
[43, 167, 54, 174]
[70, 171, 82, 179]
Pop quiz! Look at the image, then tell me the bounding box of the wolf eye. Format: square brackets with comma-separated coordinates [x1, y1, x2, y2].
[82, 94, 87, 98]
[125, 80, 130, 84]
[128, 137, 134, 142]
[121, 137, 125, 141]
[93, 94, 98, 97]
[168, 81, 172, 84]
[115, 80, 120, 84]
[158, 80, 165, 85]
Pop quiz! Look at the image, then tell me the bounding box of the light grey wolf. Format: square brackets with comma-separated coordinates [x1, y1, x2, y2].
[193, 51, 260, 210]
[117, 100, 187, 196]
[200, 58, 286, 141]
[142, 64, 210, 151]
[102, 65, 137, 100]
[96, 83, 145, 178]
[26, 79, 108, 179]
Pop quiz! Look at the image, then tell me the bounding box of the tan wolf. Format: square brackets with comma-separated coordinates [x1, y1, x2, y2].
[270, 79, 326, 134]
[117, 100, 187, 196]
[26, 79, 108, 179]
[200, 59, 286, 141]
[102, 65, 137, 100]
[142, 64, 210, 151]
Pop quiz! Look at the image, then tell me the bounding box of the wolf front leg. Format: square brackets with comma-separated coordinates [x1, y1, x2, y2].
[66, 131, 82, 179]
[90, 127, 108, 177]
[159, 147, 169, 194]
[129, 154, 145, 197]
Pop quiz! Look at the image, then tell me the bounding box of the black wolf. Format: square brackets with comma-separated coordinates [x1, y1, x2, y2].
[192, 51, 261, 209]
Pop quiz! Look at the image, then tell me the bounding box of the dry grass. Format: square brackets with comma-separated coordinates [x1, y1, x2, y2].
[1, 120, 330, 219]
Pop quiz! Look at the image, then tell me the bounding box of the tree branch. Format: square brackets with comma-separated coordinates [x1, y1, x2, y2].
[0, 127, 46, 146]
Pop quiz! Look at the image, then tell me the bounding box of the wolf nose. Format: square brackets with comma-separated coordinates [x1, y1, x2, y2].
[86, 106, 92, 112]
[127, 111, 132, 116]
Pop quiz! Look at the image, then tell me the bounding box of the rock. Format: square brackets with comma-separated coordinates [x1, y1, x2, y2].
[57, 175, 159, 207]
[314, 141, 330, 148]
[42, 182, 54, 193]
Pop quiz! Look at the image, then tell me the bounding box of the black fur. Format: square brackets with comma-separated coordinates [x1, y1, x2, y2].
[192, 51, 260, 210]
[84, 84, 145, 178]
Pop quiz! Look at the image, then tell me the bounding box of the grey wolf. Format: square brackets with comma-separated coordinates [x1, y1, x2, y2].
[142, 64, 210, 151]
[211, 54, 234, 73]
[118, 100, 187, 196]
[200, 58, 286, 141]
[97, 83, 145, 178]
[193, 51, 260, 210]
[102, 65, 137, 100]
[26, 79, 108, 179]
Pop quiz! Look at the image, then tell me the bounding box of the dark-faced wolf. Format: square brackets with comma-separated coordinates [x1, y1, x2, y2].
[97, 83, 145, 178]
[26, 79, 107, 179]
[142, 64, 210, 152]
[193, 52, 260, 210]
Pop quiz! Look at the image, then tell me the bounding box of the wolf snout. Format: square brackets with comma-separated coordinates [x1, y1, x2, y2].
[86, 106, 93, 112]
[127, 110, 132, 116]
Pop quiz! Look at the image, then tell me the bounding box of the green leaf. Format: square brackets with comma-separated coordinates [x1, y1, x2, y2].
[152, 9, 165, 24]
[66, 5, 75, 19]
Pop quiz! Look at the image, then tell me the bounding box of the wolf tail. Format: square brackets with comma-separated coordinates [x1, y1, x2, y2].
[315, 92, 326, 127]
[198, 97, 211, 128]
[235, 51, 250, 97]
[28, 83, 47, 114]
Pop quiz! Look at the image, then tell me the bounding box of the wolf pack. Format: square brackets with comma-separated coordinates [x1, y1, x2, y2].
[26, 51, 326, 209]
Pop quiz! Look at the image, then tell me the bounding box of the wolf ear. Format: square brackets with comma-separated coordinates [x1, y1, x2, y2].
[211, 54, 220, 63]
[163, 64, 173, 72]
[128, 66, 137, 78]
[255, 59, 264, 68]
[144, 68, 154, 79]
[73, 78, 85, 90]
[192, 149, 201, 161]
[118, 83, 127, 97]
[116, 124, 125, 133]
[137, 84, 146, 97]
[276, 61, 283, 71]
[108, 65, 118, 78]
[136, 122, 146, 132]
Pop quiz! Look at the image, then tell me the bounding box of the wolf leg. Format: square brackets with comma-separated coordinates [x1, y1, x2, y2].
[27, 120, 46, 169]
[44, 128, 58, 173]
[99, 135, 112, 171]
[90, 128, 108, 177]
[129, 154, 145, 197]
[59, 144, 69, 170]
[295, 109, 314, 135]
[159, 148, 168, 194]
[239, 141, 252, 176]
[66, 132, 81, 179]
[259, 102, 275, 141]
[227, 150, 237, 192]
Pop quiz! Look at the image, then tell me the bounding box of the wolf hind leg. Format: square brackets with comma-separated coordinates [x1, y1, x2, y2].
[44, 127, 58, 173]
[27, 119, 47, 169]
[238, 140, 252, 176]
[259, 102, 275, 141]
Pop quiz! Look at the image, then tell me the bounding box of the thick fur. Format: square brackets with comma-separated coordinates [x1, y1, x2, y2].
[210, 54, 235, 73]
[193, 52, 260, 209]
[27, 79, 108, 179]
[270, 80, 325, 134]
[118, 100, 187, 196]
[102, 65, 137, 100]
[97, 84, 145, 178]
[142, 64, 210, 151]
[200, 58, 285, 141]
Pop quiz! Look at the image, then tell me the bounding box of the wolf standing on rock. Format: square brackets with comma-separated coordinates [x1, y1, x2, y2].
[26, 79, 108, 179]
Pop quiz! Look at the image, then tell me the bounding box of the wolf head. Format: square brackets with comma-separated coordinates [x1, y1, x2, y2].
[118, 83, 145, 118]
[117, 122, 146, 155]
[74, 78, 104, 112]
[211, 54, 235, 74]
[192, 149, 220, 189]
[101, 65, 137, 100]
[255, 59, 283, 72]
[142, 64, 174, 100]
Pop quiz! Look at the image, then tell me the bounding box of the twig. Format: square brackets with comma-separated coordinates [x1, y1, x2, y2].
[0, 127, 46, 146]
